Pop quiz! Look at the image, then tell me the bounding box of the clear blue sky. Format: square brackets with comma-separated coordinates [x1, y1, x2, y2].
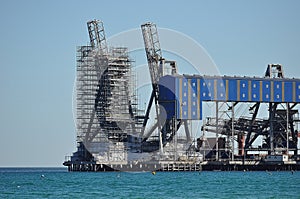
[0, 0, 299, 167]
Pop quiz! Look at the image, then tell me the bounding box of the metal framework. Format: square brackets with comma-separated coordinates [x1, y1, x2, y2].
[87, 20, 108, 54]
[75, 20, 141, 165]
[201, 65, 299, 161]
[64, 20, 300, 172]
[141, 22, 192, 157]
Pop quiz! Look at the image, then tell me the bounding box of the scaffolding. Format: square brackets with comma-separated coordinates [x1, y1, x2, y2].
[76, 45, 105, 144]
[76, 45, 141, 164]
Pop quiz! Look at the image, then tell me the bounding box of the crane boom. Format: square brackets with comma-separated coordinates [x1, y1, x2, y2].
[87, 20, 108, 55]
[141, 22, 187, 155]
[141, 22, 162, 101]
[141, 22, 164, 154]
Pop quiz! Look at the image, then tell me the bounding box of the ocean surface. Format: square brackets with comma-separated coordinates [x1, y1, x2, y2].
[0, 168, 299, 198]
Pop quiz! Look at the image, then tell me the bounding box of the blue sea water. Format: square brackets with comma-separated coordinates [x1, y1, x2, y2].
[0, 168, 299, 198]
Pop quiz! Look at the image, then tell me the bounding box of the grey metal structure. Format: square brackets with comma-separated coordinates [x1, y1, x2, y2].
[74, 20, 142, 168]
[64, 20, 203, 172]
[141, 22, 164, 154]
[202, 64, 299, 162]
[64, 20, 300, 172]
[141, 23, 192, 156]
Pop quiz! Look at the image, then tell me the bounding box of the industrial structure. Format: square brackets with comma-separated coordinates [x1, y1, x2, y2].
[64, 20, 300, 171]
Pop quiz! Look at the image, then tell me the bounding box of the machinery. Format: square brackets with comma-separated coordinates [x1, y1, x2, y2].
[64, 20, 300, 171]
[140, 23, 193, 154]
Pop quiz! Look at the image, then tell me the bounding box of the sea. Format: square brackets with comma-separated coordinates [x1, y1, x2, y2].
[0, 168, 299, 199]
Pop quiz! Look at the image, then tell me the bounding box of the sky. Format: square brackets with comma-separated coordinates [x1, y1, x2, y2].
[0, 0, 300, 167]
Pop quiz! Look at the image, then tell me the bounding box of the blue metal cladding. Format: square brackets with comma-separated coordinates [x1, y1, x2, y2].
[158, 75, 176, 101]
[176, 77, 180, 119]
[273, 81, 282, 102]
[159, 101, 175, 120]
[251, 80, 260, 102]
[262, 80, 271, 102]
[201, 78, 214, 101]
[239, 79, 249, 101]
[173, 77, 202, 120]
[160, 75, 300, 121]
[180, 77, 189, 119]
[198, 99, 202, 120]
[190, 78, 199, 119]
[158, 75, 176, 120]
[297, 82, 300, 102]
[216, 79, 226, 101]
[228, 79, 237, 101]
[200, 78, 207, 100]
[284, 81, 293, 102]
